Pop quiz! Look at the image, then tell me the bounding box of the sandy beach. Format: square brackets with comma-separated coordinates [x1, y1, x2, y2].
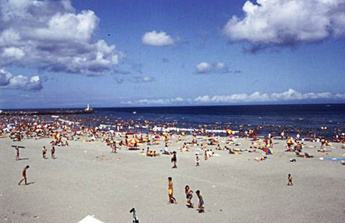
[1, 134, 345, 223]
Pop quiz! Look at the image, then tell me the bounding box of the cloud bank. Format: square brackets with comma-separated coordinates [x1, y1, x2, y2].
[0, 0, 121, 75]
[122, 89, 345, 105]
[0, 69, 42, 91]
[223, 0, 345, 49]
[142, 31, 175, 46]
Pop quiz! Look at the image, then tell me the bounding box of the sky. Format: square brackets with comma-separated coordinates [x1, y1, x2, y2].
[0, 0, 345, 109]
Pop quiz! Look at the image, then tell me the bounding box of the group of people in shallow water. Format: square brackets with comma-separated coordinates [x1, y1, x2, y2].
[168, 177, 205, 213]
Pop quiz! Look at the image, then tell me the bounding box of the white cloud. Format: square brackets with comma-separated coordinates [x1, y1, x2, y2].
[196, 62, 213, 74]
[0, 69, 42, 91]
[223, 0, 345, 47]
[142, 31, 175, 46]
[121, 89, 345, 105]
[196, 62, 231, 74]
[194, 89, 344, 103]
[0, 0, 122, 75]
[132, 97, 186, 105]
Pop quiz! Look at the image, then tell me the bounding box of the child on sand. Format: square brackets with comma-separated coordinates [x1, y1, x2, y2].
[51, 146, 56, 159]
[196, 190, 204, 213]
[287, 174, 293, 186]
[18, 165, 30, 186]
[168, 177, 177, 204]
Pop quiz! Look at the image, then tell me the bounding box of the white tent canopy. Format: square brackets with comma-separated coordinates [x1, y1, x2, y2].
[78, 215, 104, 223]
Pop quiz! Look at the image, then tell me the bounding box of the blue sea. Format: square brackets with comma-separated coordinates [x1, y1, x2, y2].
[75, 103, 345, 138]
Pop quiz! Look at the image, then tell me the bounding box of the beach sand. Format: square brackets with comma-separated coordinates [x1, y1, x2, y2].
[1, 136, 344, 222]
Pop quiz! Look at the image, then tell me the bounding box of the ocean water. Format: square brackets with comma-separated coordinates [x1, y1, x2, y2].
[75, 104, 345, 138]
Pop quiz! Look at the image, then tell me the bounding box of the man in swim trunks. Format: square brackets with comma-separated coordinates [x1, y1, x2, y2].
[168, 177, 177, 204]
[18, 165, 30, 186]
[196, 190, 204, 213]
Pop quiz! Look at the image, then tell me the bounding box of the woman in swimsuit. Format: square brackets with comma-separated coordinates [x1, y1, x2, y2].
[185, 185, 193, 208]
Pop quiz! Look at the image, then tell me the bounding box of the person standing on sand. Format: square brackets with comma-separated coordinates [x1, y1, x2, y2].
[42, 146, 47, 159]
[51, 146, 56, 159]
[287, 174, 293, 186]
[171, 151, 177, 168]
[196, 190, 204, 213]
[196, 154, 200, 166]
[204, 149, 208, 160]
[185, 185, 194, 208]
[168, 177, 177, 204]
[18, 165, 30, 186]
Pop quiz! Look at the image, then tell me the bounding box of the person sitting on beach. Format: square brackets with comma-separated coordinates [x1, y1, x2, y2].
[18, 165, 30, 186]
[216, 144, 222, 150]
[185, 185, 194, 208]
[163, 146, 171, 155]
[146, 147, 152, 157]
[153, 151, 160, 157]
[195, 190, 204, 213]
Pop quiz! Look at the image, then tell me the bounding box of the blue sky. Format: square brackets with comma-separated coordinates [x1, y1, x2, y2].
[0, 0, 345, 109]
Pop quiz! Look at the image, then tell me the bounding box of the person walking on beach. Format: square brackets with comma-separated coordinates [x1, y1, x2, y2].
[196, 190, 204, 213]
[18, 165, 30, 186]
[168, 177, 177, 204]
[42, 146, 47, 159]
[171, 151, 177, 168]
[196, 154, 200, 167]
[287, 174, 293, 186]
[204, 149, 208, 161]
[185, 185, 194, 208]
[51, 146, 56, 159]
[15, 146, 20, 160]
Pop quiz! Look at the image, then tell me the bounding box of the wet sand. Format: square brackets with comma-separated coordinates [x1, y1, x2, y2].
[1, 136, 344, 223]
